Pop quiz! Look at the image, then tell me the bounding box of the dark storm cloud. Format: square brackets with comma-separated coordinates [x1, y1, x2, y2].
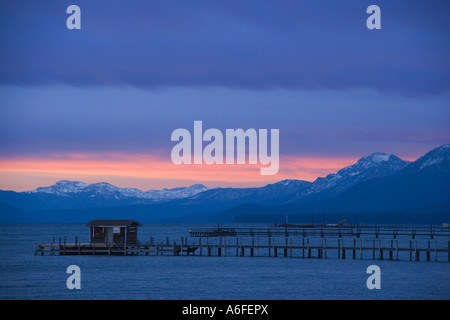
[0, 0, 449, 95]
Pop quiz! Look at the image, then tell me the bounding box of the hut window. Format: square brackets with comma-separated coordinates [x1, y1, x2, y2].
[129, 227, 136, 232]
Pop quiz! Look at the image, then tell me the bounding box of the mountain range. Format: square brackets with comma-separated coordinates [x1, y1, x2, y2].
[29, 180, 208, 202]
[0, 144, 449, 224]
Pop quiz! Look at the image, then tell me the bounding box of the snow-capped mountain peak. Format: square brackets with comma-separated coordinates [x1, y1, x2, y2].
[146, 184, 209, 199]
[304, 152, 410, 197]
[364, 152, 391, 163]
[277, 179, 300, 186]
[342, 152, 407, 172]
[408, 144, 450, 172]
[27, 180, 209, 201]
[29, 180, 89, 195]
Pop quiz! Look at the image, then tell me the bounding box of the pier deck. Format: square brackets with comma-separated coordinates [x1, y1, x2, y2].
[189, 225, 450, 239]
[35, 224, 450, 262]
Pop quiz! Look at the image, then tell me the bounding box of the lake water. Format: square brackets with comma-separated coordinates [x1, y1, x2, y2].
[0, 223, 449, 300]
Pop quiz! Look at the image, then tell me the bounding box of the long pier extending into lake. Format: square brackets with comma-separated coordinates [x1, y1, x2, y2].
[189, 224, 450, 239]
[35, 224, 450, 262]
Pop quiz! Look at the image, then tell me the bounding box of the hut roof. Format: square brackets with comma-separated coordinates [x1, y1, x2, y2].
[86, 219, 142, 227]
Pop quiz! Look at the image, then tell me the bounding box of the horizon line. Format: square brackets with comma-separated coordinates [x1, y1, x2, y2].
[0, 149, 424, 193]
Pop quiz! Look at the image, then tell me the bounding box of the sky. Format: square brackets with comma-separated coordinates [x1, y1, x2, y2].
[0, 0, 449, 191]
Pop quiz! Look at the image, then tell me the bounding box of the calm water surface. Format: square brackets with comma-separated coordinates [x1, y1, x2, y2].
[0, 224, 449, 300]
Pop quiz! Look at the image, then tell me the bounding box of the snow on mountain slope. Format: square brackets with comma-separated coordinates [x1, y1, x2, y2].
[184, 179, 311, 206]
[303, 152, 410, 198]
[403, 144, 450, 173]
[27, 180, 209, 201]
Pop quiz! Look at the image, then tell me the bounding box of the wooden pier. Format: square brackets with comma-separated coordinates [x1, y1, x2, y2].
[35, 224, 450, 262]
[35, 236, 199, 256]
[189, 225, 450, 239]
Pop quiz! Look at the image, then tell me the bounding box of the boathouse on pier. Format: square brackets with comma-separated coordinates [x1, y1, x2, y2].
[86, 220, 142, 245]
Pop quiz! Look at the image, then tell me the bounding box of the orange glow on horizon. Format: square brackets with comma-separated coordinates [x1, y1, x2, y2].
[0, 153, 358, 192]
